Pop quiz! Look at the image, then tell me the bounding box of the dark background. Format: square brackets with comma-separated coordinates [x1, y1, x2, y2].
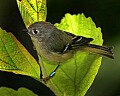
[0, 0, 120, 96]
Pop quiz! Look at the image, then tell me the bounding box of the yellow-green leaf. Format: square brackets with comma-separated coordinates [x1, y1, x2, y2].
[39, 13, 103, 96]
[17, 0, 47, 27]
[0, 28, 40, 79]
[0, 87, 38, 96]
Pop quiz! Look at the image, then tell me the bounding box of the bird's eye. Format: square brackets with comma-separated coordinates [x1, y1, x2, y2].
[32, 29, 39, 35]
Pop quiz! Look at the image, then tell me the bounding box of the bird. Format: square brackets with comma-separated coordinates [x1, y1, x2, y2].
[26, 21, 114, 81]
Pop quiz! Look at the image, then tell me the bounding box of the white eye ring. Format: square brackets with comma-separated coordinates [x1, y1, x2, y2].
[32, 29, 39, 34]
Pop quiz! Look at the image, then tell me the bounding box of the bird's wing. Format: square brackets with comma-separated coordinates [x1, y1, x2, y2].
[62, 32, 93, 53]
[65, 32, 93, 45]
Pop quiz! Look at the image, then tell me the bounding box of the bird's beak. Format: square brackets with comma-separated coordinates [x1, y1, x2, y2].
[22, 29, 28, 33]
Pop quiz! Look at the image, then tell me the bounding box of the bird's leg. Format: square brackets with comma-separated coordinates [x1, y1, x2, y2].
[40, 64, 60, 82]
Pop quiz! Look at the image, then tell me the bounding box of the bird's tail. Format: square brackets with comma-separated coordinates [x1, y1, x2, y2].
[80, 44, 114, 59]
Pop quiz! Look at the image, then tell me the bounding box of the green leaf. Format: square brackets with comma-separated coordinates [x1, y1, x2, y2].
[40, 13, 103, 96]
[55, 13, 103, 45]
[0, 28, 40, 79]
[0, 87, 38, 96]
[17, 0, 47, 27]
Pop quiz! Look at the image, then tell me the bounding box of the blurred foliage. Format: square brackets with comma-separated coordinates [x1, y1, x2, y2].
[0, 87, 38, 96]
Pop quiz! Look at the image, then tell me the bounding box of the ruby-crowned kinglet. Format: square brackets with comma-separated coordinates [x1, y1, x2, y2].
[26, 21, 114, 81]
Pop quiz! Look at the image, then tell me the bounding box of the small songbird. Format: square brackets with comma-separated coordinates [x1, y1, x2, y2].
[27, 21, 114, 80]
